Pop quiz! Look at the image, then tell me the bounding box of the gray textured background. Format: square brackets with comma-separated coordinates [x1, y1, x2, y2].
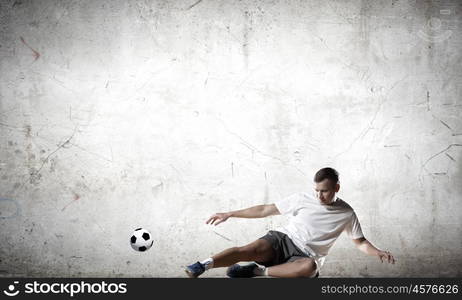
[0, 0, 461, 277]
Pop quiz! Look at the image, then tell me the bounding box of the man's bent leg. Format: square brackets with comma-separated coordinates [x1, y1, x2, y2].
[267, 258, 317, 278]
[211, 238, 275, 268]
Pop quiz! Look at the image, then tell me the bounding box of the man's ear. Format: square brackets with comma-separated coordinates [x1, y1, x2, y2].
[335, 183, 340, 192]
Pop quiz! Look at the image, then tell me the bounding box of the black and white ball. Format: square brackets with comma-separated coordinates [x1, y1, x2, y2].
[130, 228, 154, 252]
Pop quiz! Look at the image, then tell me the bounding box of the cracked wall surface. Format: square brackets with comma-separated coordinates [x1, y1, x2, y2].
[0, 0, 461, 277]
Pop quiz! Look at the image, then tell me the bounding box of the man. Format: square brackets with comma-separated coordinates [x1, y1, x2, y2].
[185, 167, 395, 278]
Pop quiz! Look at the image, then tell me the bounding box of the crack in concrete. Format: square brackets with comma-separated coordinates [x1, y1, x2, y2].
[0, 122, 27, 133]
[20, 36, 40, 61]
[334, 75, 408, 158]
[439, 120, 451, 130]
[29, 125, 79, 180]
[212, 230, 233, 242]
[67, 141, 113, 163]
[445, 153, 456, 162]
[216, 117, 306, 176]
[186, 0, 203, 10]
[422, 143, 462, 167]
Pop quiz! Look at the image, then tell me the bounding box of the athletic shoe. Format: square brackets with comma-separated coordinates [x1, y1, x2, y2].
[226, 263, 258, 278]
[185, 262, 205, 278]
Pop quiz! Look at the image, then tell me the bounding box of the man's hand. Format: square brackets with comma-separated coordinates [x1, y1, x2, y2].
[353, 238, 396, 264]
[377, 250, 395, 264]
[206, 212, 231, 226]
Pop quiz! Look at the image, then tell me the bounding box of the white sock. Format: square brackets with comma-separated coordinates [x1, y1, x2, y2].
[253, 265, 268, 276]
[200, 258, 214, 270]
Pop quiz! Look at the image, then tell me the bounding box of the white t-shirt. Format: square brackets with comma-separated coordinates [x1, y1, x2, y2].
[274, 192, 364, 269]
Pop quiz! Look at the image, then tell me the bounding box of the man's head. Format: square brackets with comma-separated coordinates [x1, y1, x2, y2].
[314, 167, 340, 205]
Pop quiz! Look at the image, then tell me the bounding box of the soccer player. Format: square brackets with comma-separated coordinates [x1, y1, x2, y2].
[185, 167, 395, 278]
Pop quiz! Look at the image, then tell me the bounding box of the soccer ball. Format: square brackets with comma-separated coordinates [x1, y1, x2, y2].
[130, 228, 154, 252]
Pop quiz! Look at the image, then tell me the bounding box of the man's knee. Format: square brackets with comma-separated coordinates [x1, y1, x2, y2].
[238, 240, 272, 258]
[295, 259, 317, 278]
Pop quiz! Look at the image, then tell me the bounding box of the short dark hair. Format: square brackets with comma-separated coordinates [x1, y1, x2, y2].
[314, 167, 339, 185]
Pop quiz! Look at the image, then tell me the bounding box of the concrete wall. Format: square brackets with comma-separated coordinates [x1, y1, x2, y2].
[0, 0, 461, 277]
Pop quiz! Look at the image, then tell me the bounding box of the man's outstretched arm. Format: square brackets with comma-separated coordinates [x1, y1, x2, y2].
[352, 237, 396, 264]
[206, 204, 280, 226]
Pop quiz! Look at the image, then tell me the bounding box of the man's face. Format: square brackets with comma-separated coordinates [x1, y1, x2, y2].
[314, 179, 339, 205]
